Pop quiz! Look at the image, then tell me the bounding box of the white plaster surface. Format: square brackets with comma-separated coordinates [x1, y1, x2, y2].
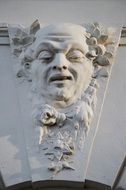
[117, 166, 126, 189]
[86, 46, 126, 186]
[0, 46, 31, 187]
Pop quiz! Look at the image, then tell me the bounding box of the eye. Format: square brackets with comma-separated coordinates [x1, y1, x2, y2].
[37, 50, 53, 63]
[67, 50, 84, 62]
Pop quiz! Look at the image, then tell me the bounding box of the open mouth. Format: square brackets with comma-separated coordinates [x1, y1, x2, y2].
[49, 75, 72, 82]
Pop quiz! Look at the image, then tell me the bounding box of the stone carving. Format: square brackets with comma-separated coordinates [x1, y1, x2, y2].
[9, 19, 40, 56]
[8, 21, 118, 176]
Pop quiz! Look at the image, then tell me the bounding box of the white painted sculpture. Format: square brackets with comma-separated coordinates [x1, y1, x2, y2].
[8, 21, 118, 176]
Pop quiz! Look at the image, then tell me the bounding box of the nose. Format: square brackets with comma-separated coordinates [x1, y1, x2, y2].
[52, 53, 68, 71]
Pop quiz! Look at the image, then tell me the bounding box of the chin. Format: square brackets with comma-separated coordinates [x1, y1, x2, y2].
[46, 85, 78, 106]
[49, 87, 69, 101]
[56, 88, 68, 100]
[56, 87, 78, 104]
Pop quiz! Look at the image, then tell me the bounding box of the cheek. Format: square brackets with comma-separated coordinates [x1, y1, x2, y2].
[31, 60, 48, 79]
[81, 59, 93, 77]
[84, 62, 93, 75]
[72, 61, 93, 83]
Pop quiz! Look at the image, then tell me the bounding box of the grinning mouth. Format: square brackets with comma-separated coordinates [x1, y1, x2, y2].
[49, 75, 72, 82]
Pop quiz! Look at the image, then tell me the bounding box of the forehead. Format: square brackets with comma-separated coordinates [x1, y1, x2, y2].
[33, 24, 88, 51]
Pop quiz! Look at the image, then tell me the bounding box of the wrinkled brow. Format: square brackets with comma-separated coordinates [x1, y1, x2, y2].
[35, 42, 69, 54]
[45, 34, 72, 42]
[36, 42, 58, 51]
[47, 32, 72, 36]
[35, 41, 86, 55]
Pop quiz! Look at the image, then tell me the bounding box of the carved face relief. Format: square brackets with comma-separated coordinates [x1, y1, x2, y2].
[31, 24, 93, 107]
[10, 21, 118, 176]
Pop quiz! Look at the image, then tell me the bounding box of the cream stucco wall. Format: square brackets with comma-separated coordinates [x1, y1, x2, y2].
[0, 0, 126, 25]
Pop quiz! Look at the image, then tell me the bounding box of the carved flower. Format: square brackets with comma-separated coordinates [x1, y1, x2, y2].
[85, 22, 116, 68]
[40, 104, 66, 126]
[40, 104, 57, 126]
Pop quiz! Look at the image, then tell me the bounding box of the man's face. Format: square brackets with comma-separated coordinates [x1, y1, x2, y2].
[31, 24, 93, 107]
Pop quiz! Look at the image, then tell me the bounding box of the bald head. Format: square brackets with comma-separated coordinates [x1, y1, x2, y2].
[32, 23, 89, 53]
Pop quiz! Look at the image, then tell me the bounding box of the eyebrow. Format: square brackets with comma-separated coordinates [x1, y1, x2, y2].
[36, 42, 63, 54]
[35, 41, 86, 56]
[37, 42, 54, 50]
